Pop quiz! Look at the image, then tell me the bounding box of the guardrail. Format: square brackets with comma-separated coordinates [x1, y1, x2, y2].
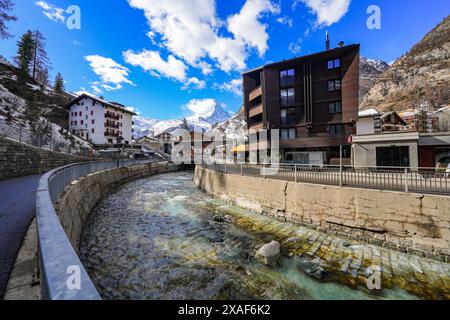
[204, 163, 450, 195]
[36, 159, 157, 300]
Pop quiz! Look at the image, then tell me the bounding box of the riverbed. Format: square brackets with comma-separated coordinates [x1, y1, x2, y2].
[80, 172, 449, 300]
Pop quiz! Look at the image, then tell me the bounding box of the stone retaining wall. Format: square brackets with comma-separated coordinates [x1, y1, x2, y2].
[0, 136, 90, 180]
[194, 166, 450, 262]
[55, 162, 179, 250]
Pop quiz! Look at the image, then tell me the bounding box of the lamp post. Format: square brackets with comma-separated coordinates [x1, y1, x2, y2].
[117, 136, 124, 168]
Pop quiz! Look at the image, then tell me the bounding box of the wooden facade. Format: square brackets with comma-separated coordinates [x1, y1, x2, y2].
[243, 44, 360, 160]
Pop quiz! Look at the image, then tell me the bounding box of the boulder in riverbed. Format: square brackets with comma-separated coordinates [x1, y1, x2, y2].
[255, 241, 281, 267]
[297, 257, 330, 280]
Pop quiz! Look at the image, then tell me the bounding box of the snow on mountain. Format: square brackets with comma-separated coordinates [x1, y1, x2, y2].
[359, 56, 390, 102]
[134, 102, 233, 138]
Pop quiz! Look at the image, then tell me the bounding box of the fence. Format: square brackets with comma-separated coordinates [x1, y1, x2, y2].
[36, 158, 159, 300]
[0, 119, 93, 157]
[204, 163, 450, 195]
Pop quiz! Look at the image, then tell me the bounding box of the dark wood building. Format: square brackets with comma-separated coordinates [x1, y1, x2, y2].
[243, 43, 360, 164]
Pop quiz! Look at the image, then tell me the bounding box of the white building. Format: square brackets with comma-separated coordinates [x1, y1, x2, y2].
[67, 94, 137, 146]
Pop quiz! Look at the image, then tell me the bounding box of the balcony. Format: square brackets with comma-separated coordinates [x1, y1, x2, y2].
[249, 86, 262, 102]
[249, 122, 264, 131]
[249, 104, 263, 118]
[105, 121, 120, 129]
[105, 112, 120, 120]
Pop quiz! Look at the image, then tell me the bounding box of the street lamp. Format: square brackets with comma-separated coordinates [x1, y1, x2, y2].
[117, 136, 124, 168]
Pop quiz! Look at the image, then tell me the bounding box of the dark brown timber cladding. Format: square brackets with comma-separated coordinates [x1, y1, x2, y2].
[243, 44, 360, 150]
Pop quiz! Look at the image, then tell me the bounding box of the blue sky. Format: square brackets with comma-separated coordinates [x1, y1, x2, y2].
[1, 0, 449, 120]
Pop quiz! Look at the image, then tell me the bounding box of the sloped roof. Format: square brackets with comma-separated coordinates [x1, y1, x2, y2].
[65, 94, 137, 116]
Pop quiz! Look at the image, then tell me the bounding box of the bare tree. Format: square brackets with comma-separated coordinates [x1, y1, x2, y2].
[31, 30, 51, 85]
[0, 0, 16, 40]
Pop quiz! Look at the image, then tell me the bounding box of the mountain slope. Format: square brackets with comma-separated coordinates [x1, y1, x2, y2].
[0, 56, 93, 151]
[361, 16, 450, 112]
[359, 57, 390, 101]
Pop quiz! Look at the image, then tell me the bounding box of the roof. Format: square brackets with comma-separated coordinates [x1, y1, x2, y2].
[242, 43, 360, 75]
[65, 94, 137, 116]
[358, 108, 381, 118]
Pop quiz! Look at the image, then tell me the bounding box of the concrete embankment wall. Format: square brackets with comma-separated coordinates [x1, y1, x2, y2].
[194, 166, 450, 262]
[0, 136, 90, 180]
[55, 162, 180, 250]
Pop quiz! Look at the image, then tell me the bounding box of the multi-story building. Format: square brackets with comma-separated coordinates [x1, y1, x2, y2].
[67, 94, 137, 146]
[243, 39, 360, 165]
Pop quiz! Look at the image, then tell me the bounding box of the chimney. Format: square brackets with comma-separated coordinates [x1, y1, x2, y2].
[326, 31, 330, 51]
[338, 41, 345, 47]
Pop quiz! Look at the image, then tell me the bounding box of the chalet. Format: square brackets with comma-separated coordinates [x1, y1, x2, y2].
[66, 94, 137, 146]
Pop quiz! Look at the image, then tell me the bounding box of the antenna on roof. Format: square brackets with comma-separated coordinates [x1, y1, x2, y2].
[326, 31, 330, 51]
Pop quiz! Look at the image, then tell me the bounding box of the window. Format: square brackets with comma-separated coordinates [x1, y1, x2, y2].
[329, 124, 345, 135]
[92, 119, 95, 125]
[281, 108, 296, 126]
[329, 101, 342, 114]
[328, 79, 341, 91]
[80, 112, 83, 116]
[86, 106, 88, 111]
[327, 59, 341, 69]
[280, 88, 295, 106]
[376, 147, 410, 168]
[74, 121, 77, 125]
[91, 111, 94, 116]
[70, 121, 73, 125]
[280, 69, 295, 86]
[281, 128, 296, 140]
[91, 129, 95, 134]
[86, 115, 88, 120]
[80, 120, 84, 125]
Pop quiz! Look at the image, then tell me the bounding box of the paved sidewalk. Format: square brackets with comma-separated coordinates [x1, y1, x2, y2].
[0, 175, 41, 299]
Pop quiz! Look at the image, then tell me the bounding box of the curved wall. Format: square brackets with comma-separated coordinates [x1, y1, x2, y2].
[194, 166, 450, 262]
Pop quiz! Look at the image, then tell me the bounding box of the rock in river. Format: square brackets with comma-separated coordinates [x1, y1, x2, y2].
[255, 241, 281, 267]
[297, 257, 330, 280]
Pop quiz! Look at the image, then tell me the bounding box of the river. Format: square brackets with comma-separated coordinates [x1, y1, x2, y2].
[80, 171, 443, 300]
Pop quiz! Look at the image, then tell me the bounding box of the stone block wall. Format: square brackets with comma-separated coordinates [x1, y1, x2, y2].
[0, 136, 90, 180]
[194, 166, 450, 262]
[54, 162, 179, 250]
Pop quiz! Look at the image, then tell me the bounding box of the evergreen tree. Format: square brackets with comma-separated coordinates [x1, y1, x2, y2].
[31, 30, 51, 84]
[182, 118, 190, 131]
[54, 72, 65, 94]
[0, 0, 16, 40]
[15, 30, 35, 80]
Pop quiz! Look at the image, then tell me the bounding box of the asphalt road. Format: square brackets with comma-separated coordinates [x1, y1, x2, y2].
[0, 175, 41, 299]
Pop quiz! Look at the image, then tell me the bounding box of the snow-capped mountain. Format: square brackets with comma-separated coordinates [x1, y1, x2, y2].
[359, 56, 390, 102]
[133, 103, 233, 138]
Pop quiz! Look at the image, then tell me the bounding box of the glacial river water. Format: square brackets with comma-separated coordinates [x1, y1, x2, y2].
[80, 171, 434, 300]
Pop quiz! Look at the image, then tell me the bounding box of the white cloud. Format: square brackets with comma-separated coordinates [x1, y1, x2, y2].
[184, 98, 218, 119]
[85, 55, 134, 93]
[289, 39, 302, 55]
[214, 78, 243, 96]
[227, 0, 280, 57]
[182, 77, 206, 91]
[276, 16, 294, 27]
[126, 0, 279, 73]
[295, 0, 351, 27]
[35, 1, 66, 23]
[123, 49, 187, 81]
[124, 49, 206, 91]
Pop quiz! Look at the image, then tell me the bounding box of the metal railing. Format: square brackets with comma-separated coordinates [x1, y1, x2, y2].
[0, 119, 94, 157]
[36, 158, 159, 300]
[204, 163, 450, 195]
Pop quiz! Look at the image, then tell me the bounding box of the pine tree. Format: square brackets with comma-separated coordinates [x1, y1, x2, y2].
[182, 118, 190, 131]
[15, 30, 35, 80]
[54, 72, 65, 94]
[0, 0, 17, 40]
[31, 30, 51, 84]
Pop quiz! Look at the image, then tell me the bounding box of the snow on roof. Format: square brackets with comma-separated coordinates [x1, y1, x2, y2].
[358, 108, 381, 118]
[67, 93, 137, 115]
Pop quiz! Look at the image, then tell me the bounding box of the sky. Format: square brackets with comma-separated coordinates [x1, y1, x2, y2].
[1, 0, 449, 120]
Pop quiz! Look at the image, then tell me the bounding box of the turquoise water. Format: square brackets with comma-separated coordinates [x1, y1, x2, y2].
[80, 171, 419, 300]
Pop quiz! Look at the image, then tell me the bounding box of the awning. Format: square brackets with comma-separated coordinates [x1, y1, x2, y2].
[231, 144, 247, 153]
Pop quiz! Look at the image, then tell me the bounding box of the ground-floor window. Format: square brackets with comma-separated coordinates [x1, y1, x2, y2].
[376, 146, 410, 168]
